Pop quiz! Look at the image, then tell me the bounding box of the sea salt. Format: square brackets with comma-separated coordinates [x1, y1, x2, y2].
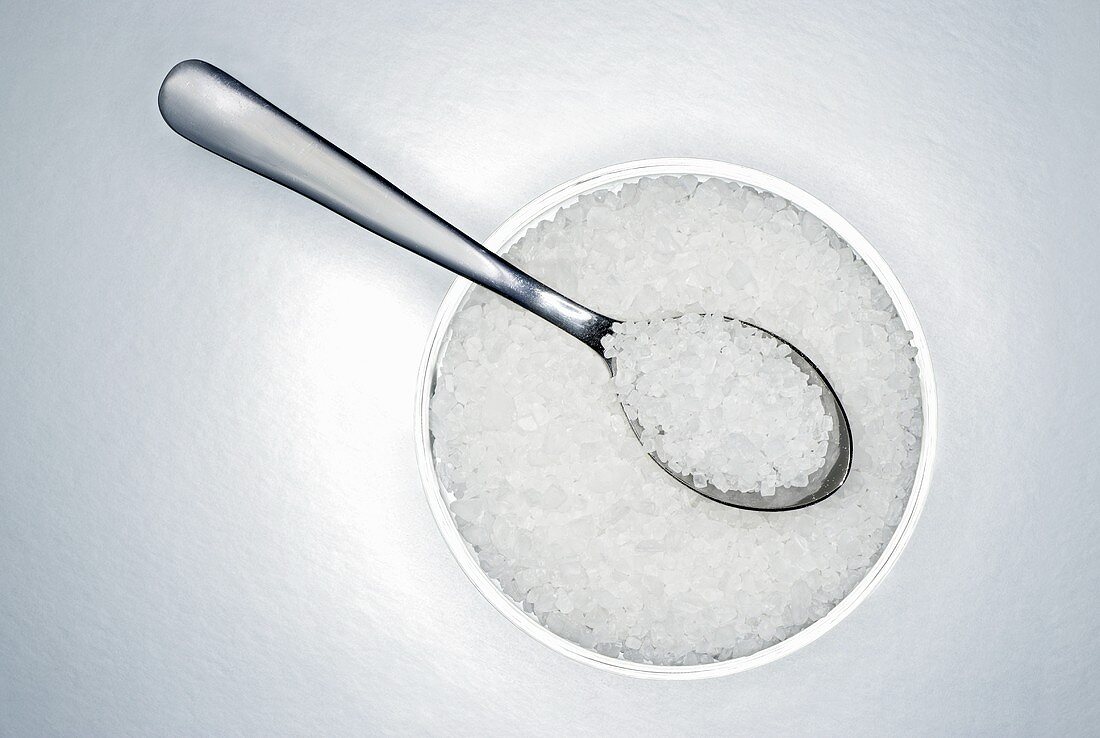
[430, 175, 923, 666]
[602, 314, 831, 496]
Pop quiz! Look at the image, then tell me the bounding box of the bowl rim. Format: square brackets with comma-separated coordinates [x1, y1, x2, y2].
[414, 157, 938, 679]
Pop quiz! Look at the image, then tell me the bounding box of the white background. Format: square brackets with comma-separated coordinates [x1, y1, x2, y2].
[1, 1, 1097, 734]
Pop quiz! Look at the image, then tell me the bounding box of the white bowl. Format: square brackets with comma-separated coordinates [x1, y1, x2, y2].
[415, 158, 938, 679]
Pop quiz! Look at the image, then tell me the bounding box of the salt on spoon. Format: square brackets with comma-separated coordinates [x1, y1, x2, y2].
[158, 59, 852, 511]
[604, 315, 834, 498]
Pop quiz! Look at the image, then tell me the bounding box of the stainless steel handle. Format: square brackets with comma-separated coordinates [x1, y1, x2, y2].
[158, 60, 614, 351]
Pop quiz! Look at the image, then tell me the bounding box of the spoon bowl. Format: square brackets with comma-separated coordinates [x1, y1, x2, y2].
[608, 317, 852, 511]
[158, 59, 852, 511]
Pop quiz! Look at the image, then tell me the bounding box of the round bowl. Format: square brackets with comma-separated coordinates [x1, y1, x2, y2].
[415, 158, 937, 679]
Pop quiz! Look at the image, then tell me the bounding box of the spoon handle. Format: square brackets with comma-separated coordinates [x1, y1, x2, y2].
[158, 60, 614, 351]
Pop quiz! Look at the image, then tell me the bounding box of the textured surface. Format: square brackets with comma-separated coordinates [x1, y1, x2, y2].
[1, 0, 1098, 734]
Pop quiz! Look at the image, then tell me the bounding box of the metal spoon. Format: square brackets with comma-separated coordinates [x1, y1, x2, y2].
[158, 59, 852, 512]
